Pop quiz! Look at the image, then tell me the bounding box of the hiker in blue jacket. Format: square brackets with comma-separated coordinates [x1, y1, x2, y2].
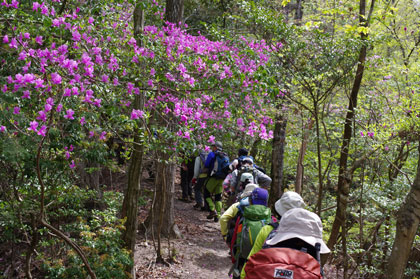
[203, 141, 229, 222]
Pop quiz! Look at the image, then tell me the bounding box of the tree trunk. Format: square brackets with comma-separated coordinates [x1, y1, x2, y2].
[121, 95, 144, 278]
[145, 153, 180, 239]
[165, 0, 184, 25]
[294, 0, 304, 22]
[326, 0, 374, 252]
[120, 4, 145, 277]
[314, 105, 324, 216]
[386, 142, 420, 279]
[295, 118, 313, 194]
[250, 138, 261, 160]
[269, 111, 287, 207]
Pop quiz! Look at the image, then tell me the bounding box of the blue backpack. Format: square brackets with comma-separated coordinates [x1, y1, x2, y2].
[212, 151, 230, 179]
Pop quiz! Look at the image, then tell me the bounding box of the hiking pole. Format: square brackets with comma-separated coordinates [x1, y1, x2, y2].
[315, 243, 324, 277]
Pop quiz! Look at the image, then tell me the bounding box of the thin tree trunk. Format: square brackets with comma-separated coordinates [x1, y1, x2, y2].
[294, 0, 304, 22]
[120, 4, 145, 277]
[295, 118, 313, 194]
[145, 153, 180, 238]
[269, 111, 287, 207]
[326, 0, 375, 252]
[386, 142, 420, 279]
[121, 94, 144, 278]
[314, 105, 324, 216]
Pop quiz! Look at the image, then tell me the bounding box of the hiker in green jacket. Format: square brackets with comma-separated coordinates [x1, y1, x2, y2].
[240, 191, 306, 279]
[219, 184, 259, 244]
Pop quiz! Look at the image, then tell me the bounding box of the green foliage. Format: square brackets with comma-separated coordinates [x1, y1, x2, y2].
[40, 190, 132, 279]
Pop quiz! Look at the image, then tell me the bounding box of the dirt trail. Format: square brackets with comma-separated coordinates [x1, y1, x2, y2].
[134, 192, 231, 279]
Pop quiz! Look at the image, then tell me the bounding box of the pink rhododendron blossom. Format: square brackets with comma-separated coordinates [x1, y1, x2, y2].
[101, 74, 109, 83]
[64, 109, 75, 120]
[147, 79, 153, 87]
[3, 35, 9, 43]
[37, 125, 47, 136]
[64, 88, 71, 97]
[150, 68, 156, 76]
[93, 99, 102, 107]
[22, 90, 31, 99]
[9, 38, 18, 49]
[71, 87, 79, 95]
[44, 103, 52, 112]
[35, 36, 43, 45]
[99, 131, 107, 140]
[65, 151, 70, 160]
[56, 104, 63, 112]
[360, 131, 364, 137]
[0, 126, 6, 132]
[208, 135, 215, 144]
[89, 131, 94, 138]
[28, 121, 38, 132]
[41, 5, 49, 15]
[51, 73, 62, 84]
[13, 107, 20, 114]
[69, 160, 75, 169]
[237, 118, 244, 126]
[131, 109, 144, 120]
[37, 110, 47, 122]
[88, 17, 94, 24]
[165, 73, 175, 82]
[204, 146, 210, 152]
[80, 117, 85, 126]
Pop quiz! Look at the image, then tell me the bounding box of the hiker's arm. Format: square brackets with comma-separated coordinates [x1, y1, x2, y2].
[219, 203, 239, 237]
[193, 156, 201, 179]
[256, 171, 272, 188]
[240, 225, 274, 279]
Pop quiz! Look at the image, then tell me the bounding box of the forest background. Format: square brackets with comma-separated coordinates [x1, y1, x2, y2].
[0, 0, 419, 278]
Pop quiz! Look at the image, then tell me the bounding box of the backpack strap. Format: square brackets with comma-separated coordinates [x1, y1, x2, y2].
[262, 223, 280, 249]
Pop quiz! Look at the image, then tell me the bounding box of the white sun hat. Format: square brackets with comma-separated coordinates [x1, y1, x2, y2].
[240, 183, 259, 199]
[274, 191, 306, 216]
[265, 208, 331, 254]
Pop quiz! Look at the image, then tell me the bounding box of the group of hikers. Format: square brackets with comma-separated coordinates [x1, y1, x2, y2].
[179, 141, 330, 278]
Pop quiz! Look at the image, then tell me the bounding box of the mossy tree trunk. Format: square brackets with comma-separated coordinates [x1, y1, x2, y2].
[386, 142, 420, 279]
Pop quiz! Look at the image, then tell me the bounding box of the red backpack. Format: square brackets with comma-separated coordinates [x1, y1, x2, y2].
[244, 247, 322, 279]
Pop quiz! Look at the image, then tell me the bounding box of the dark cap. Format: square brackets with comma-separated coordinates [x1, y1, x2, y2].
[251, 188, 269, 206]
[213, 141, 223, 150]
[238, 148, 249, 156]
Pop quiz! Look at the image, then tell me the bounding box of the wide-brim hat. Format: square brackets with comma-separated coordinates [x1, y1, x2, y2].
[274, 191, 306, 216]
[265, 208, 331, 254]
[240, 184, 259, 199]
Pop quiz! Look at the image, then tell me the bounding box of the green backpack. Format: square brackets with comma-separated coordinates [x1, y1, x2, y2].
[235, 204, 271, 259]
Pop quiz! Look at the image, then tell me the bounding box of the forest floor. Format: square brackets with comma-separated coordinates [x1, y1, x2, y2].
[133, 175, 341, 279]
[134, 179, 231, 279]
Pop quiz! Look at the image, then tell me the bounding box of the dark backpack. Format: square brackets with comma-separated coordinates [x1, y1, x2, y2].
[212, 151, 230, 179]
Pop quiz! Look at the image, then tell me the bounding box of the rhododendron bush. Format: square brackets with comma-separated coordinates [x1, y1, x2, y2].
[0, 0, 277, 276]
[1, 1, 274, 164]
